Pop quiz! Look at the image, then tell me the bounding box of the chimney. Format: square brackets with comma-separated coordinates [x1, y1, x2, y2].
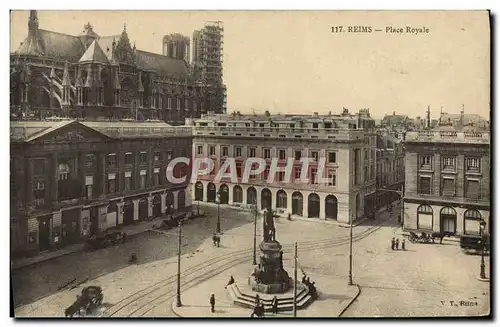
[427, 105, 431, 129]
[460, 104, 465, 127]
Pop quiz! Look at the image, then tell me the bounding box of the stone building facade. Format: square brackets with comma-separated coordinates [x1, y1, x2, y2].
[375, 130, 405, 209]
[403, 130, 490, 235]
[10, 11, 226, 124]
[10, 120, 192, 256]
[188, 109, 377, 223]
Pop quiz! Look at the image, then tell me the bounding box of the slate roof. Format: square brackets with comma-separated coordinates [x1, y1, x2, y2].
[135, 50, 189, 77]
[15, 22, 190, 77]
[37, 29, 86, 61]
[97, 35, 120, 60]
[382, 114, 408, 125]
[79, 40, 109, 64]
[10, 120, 189, 142]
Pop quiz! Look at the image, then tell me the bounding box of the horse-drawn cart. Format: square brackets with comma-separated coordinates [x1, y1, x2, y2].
[407, 231, 454, 244]
[64, 286, 104, 317]
[85, 231, 127, 251]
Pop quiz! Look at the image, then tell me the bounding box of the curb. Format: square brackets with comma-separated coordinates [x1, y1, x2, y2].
[476, 276, 490, 282]
[170, 300, 183, 317]
[11, 228, 154, 270]
[11, 246, 84, 270]
[338, 284, 362, 317]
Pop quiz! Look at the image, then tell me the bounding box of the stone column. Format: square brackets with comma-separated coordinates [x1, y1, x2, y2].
[160, 193, 167, 214]
[147, 195, 154, 218]
[287, 191, 292, 215]
[303, 192, 309, 218]
[132, 199, 140, 221]
[116, 201, 124, 225]
[173, 190, 179, 210]
[319, 193, 326, 220]
[101, 153, 107, 196]
[228, 185, 234, 205]
[185, 190, 192, 208]
[456, 154, 465, 197]
[51, 154, 58, 203]
[242, 186, 247, 208]
[256, 190, 262, 211]
[203, 182, 208, 202]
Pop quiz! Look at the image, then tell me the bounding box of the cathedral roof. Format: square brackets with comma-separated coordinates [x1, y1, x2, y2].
[79, 39, 109, 64]
[17, 29, 86, 61]
[135, 50, 189, 77]
[14, 18, 190, 77]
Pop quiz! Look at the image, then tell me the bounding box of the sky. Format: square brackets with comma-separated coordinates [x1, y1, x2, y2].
[9, 10, 491, 119]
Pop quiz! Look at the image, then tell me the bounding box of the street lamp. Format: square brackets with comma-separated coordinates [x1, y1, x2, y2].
[176, 219, 183, 307]
[348, 214, 354, 286]
[479, 219, 487, 280]
[252, 204, 258, 265]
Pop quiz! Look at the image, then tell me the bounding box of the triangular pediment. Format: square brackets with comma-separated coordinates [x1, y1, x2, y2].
[27, 121, 112, 143]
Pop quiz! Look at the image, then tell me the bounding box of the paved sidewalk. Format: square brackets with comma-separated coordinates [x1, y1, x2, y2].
[167, 262, 359, 318]
[11, 211, 203, 270]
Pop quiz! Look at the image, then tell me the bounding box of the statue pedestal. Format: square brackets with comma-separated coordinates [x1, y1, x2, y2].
[249, 240, 291, 294]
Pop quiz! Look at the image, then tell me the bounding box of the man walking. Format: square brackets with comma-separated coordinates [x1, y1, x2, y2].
[391, 237, 395, 250]
[395, 238, 400, 250]
[210, 293, 215, 313]
[272, 296, 279, 315]
[401, 239, 406, 251]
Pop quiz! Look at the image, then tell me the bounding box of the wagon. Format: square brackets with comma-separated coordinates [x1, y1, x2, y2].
[64, 286, 103, 317]
[85, 232, 126, 251]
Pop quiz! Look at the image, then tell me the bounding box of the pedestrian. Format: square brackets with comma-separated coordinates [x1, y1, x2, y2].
[391, 237, 395, 250]
[272, 296, 279, 314]
[395, 238, 400, 250]
[217, 235, 221, 247]
[210, 293, 215, 313]
[225, 275, 235, 288]
[212, 233, 217, 246]
[401, 239, 406, 251]
[255, 294, 260, 306]
[302, 274, 307, 284]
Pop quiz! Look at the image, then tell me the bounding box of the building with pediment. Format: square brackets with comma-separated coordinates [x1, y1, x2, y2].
[10, 11, 226, 124]
[10, 119, 193, 257]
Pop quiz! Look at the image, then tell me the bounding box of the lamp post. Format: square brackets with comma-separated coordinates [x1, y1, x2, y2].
[252, 204, 258, 265]
[293, 242, 298, 317]
[176, 219, 183, 307]
[348, 215, 353, 286]
[479, 219, 487, 280]
[216, 190, 221, 234]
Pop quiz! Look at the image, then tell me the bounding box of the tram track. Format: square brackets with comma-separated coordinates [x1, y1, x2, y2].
[101, 217, 392, 317]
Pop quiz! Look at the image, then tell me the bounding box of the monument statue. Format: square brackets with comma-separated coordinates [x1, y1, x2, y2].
[250, 206, 291, 293]
[263, 209, 276, 242]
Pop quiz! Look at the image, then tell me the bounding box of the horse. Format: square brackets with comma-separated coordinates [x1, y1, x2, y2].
[64, 298, 82, 317]
[431, 232, 452, 244]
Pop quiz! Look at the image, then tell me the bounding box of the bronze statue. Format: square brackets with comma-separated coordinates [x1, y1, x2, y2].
[263, 208, 276, 242]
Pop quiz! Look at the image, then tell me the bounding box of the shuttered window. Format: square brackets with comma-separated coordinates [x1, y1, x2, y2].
[466, 180, 480, 199]
[441, 178, 455, 197]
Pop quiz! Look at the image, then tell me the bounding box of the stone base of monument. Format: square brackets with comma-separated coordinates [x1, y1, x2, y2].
[248, 277, 291, 294]
[226, 282, 316, 313]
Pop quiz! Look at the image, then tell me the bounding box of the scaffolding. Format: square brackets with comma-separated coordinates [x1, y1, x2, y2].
[195, 21, 226, 112]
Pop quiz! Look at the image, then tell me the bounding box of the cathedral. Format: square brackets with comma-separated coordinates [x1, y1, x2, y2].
[10, 11, 227, 125]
